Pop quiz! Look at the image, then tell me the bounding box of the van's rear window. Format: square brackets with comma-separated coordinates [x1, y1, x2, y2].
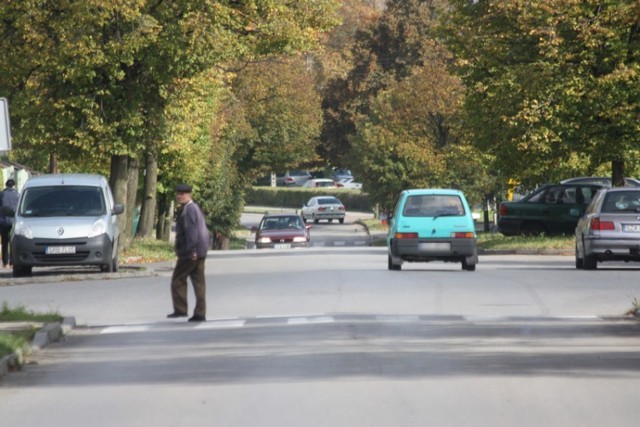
[19, 186, 106, 217]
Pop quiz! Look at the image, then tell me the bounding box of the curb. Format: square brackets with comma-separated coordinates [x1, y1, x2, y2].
[0, 316, 76, 378]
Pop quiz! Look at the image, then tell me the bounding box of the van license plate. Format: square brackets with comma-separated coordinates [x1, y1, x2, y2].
[45, 246, 76, 255]
[622, 224, 640, 233]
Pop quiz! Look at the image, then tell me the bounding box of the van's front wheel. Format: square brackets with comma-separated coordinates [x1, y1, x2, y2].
[100, 245, 116, 273]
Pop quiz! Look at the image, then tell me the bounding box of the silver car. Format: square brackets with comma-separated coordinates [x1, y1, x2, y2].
[301, 196, 345, 224]
[575, 187, 640, 270]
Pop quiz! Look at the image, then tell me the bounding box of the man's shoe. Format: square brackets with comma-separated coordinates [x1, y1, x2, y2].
[167, 312, 188, 318]
[188, 315, 206, 322]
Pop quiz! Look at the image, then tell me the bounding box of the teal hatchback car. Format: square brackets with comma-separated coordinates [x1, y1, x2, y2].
[387, 189, 478, 271]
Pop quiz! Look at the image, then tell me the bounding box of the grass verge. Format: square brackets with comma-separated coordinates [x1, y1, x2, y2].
[0, 303, 63, 359]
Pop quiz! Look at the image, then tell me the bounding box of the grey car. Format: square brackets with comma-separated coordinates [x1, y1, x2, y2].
[301, 196, 345, 224]
[276, 170, 312, 187]
[575, 187, 640, 270]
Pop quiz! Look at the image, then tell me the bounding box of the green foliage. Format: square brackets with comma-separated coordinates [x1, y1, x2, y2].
[0, 303, 62, 323]
[122, 238, 174, 263]
[229, 56, 324, 180]
[443, 0, 640, 186]
[246, 187, 373, 212]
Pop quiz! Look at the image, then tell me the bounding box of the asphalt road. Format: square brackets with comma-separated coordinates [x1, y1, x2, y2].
[1, 250, 639, 426]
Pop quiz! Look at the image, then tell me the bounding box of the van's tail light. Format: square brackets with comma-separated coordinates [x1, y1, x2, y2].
[590, 217, 615, 231]
[395, 232, 419, 239]
[499, 203, 508, 216]
[451, 232, 475, 238]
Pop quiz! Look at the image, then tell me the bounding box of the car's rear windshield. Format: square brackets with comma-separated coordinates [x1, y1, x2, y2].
[402, 195, 464, 217]
[318, 197, 341, 205]
[602, 191, 640, 213]
[19, 186, 106, 217]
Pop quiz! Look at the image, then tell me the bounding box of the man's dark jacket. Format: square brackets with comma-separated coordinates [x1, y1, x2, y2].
[174, 200, 210, 260]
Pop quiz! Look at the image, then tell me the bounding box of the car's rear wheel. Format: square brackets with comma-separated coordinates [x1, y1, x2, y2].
[521, 221, 546, 236]
[339, 218, 344, 224]
[583, 253, 597, 270]
[313, 214, 319, 224]
[462, 258, 476, 271]
[575, 244, 584, 269]
[388, 254, 401, 271]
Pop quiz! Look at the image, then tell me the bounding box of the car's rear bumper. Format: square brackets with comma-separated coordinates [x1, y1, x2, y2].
[390, 238, 478, 263]
[584, 237, 640, 261]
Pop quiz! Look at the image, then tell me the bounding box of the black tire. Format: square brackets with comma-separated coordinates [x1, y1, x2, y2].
[329, 219, 333, 223]
[583, 253, 597, 270]
[112, 251, 119, 273]
[12, 264, 32, 278]
[313, 214, 319, 224]
[521, 221, 546, 236]
[388, 254, 401, 271]
[101, 246, 115, 273]
[302, 215, 307, 223]
[339, 218, 344, 224]
[462, 258, 476, 271]
[575, 244, 584, 269]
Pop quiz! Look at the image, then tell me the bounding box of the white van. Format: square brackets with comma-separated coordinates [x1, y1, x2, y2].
[10, 174, 124, 277]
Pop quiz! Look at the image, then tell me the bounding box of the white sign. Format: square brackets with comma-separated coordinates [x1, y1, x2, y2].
[0, 98, 11, 151]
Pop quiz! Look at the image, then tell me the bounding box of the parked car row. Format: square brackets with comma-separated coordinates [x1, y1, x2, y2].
[498, 178, 640, 269]
[253, 168, 363, 189]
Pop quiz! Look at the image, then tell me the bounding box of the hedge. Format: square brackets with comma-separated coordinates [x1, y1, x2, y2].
[246, 187, 374, 212]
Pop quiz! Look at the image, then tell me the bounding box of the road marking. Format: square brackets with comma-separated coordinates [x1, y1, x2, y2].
[100, 325, 152, 334]
[287, 316, 335, 325]
[196, 320, 246, 329]
[375, 315, 421, 322]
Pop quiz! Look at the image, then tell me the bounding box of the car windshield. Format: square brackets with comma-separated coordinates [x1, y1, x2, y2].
[19, 186, 106, 217]
[402, 195, 464, 217]
[602, 191, 640, 213]
[260, 216, 303, 230]
[318, 198, 341, 205]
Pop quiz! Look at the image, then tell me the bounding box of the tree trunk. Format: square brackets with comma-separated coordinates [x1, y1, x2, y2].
[156, 193, 173, 242]
[110, 155, 130, 252]
[124, 157, 139, 250]
[612, 159, 625, 187]
[137, 145, 158, 239]
[49, 153, 57, 173]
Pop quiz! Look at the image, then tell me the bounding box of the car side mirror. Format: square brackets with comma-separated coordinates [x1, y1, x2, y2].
[112, 204, 124, 215]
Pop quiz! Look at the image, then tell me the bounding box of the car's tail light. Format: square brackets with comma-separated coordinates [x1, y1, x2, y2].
[338, 205, 345, 211]
[318, 207, 326, 211]
[395, 232, 419, 239]
[451, 232, 475, 238]
[590, 217, 615, 231]
[285, 177, 295, 184]
[499, 203, 508, 216]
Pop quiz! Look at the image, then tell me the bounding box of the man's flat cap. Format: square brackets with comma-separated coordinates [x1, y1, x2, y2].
[175, 184, 192, 193]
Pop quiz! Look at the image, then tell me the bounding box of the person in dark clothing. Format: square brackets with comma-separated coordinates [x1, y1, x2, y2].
[167, 184, 210, 322]
[0, 179, 19, 268]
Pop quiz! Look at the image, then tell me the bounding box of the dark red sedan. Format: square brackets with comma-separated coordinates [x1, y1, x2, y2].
[252, 213, 311, 249]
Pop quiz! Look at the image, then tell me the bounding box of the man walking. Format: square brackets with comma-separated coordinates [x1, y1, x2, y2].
[0, 179, 19, 268]
[167, 184, 210, 322]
